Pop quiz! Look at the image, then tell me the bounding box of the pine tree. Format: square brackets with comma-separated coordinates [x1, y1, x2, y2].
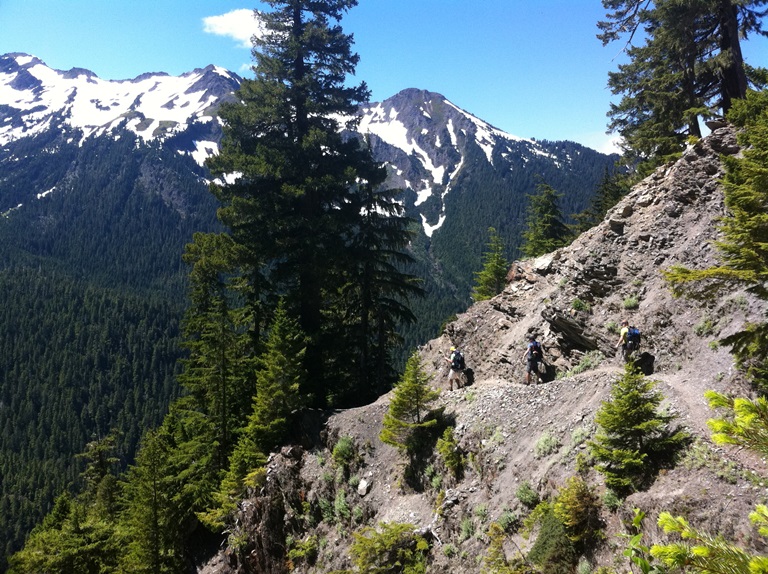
[472, 227, 509, 301]
[588, 364, 689, 494]
[247, 300, 307, 454]
[379, 353, 439, 453]
[118, 429, 183, 574]
[598, 0, 768, 172]
[330, 174, 422, 403]
[573, 168, 631, 233]
[482, 522, 514, 574]
[520, 183, 572, 259]
[205, 0, 417, 407]
[179, 232, 253, 471]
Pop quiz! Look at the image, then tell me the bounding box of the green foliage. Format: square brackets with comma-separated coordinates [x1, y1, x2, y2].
[350, 522, 429, 574]
[380, 353, 439, 454]
[333, 436, 358, 474]
[565, 351, 605, 377]
[206, 0, 421, 408]
[521, 182, 573, 258]
[622, 295, 640, 310]
[707, 391, 768, 463]
[482, 522, 514, 574]
[472, 227, 510, 301]
[436, 426, 464, 480]
[652, 512, 757, 572]
[571, 298, 591, 312]
[497, 510, 519, 534]
[552, 476, 602, 544]
[603, 489, 623, 512]
[526, 504, 578, 573]
[334, 490, 351, 522]
[588, 364, 689, 494]
[287, 535, 319, 569]
[534, 431, 561, 459]
[597, 0, 765, 173]
[621, 509, 667, 574]
[0, 267, 184, 568]
[515, 481, 540, 509]
[459, 516, 476, 542]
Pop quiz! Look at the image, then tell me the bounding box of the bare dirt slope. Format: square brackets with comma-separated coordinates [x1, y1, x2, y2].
[202, 126, 768, 573]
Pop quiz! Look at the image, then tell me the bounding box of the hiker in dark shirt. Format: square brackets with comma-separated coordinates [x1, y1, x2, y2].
[521, 335, 544, 385]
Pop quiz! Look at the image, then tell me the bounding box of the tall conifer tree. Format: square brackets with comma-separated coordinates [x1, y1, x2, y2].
[598, 0, 767, 171]
[205, 0, 418, 407]
[521, 183, 572, 258]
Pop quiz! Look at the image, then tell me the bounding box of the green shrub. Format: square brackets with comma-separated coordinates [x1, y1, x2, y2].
[535, 431, 561, 458]
[474, 504, 489, 522]
[516, 481, 540, 509]
[318, 497, 334, 523]
[350, 522, 428, 574]
[436, 426, 464, 479]
[566, 351, 604, 377]
[527, 505, 578, 573]
[459, 517, 475, 541]
[352, 505, 364, 524]
[497, 509, 519, 533]
[334, 490, 350, 521]
[332, 436, 357, 472]
[572, 298, 591, 312]
[287, 535, 319, 568]
[588, 364, 689, 494]
[552, 476, 602, 544]
[622, 295, 640, 310]
[577, 557, 593, 574]
[442, 543, 457, 558]
[602, 489, 622, 512]
[694, 317, 716, 337]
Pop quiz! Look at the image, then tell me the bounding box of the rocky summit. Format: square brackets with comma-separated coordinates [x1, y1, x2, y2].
[200, 127, 764, 573]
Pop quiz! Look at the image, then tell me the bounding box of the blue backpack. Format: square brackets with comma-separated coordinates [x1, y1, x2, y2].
[627, 326, 641, 350]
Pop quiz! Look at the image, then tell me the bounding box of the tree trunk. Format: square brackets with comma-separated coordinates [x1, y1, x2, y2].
[718, 0, 748, 114]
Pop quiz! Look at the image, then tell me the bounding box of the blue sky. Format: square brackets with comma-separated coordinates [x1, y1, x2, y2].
[0, 1, 766, 154]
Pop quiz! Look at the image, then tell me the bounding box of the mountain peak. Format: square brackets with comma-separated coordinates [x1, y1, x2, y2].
[0, 52, 241, 149]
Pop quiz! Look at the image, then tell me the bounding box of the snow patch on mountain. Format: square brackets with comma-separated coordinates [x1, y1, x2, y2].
[0, 53, 240, 151]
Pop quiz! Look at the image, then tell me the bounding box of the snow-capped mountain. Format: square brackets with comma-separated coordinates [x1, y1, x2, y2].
[0, 52, 616, 293]
[355, 88, 605, 238]
[0, 53, 240, 163]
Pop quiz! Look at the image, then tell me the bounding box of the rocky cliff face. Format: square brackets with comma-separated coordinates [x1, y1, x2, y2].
[201, 126, 768, 573]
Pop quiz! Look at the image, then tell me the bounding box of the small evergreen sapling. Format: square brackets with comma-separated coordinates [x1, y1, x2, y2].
[588, 364, 688, 494]
[379, 353, 439, 454]
[472, 227, 509, 301]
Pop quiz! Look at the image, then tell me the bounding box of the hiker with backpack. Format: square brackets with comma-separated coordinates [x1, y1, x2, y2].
[445, 346, 466, 390]
[616, 319, 641, 362]
[521, 334, 544, 385]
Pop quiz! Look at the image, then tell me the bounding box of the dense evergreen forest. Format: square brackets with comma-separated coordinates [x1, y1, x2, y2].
[0, 129, 222, 568]
[0, 268, 184, 565]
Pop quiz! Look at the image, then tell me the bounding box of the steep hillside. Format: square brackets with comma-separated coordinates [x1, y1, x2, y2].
[202, 126, 768, 573]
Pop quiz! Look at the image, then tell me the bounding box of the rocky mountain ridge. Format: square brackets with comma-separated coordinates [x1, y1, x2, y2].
[201, 125, 768, 573]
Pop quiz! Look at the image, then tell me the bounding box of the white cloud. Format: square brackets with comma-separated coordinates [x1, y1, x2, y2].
[203, 9, 262, 49]
[576, 131, 623, 155]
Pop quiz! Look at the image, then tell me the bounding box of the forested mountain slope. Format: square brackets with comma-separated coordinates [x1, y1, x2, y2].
[201, 125, 767, 573]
